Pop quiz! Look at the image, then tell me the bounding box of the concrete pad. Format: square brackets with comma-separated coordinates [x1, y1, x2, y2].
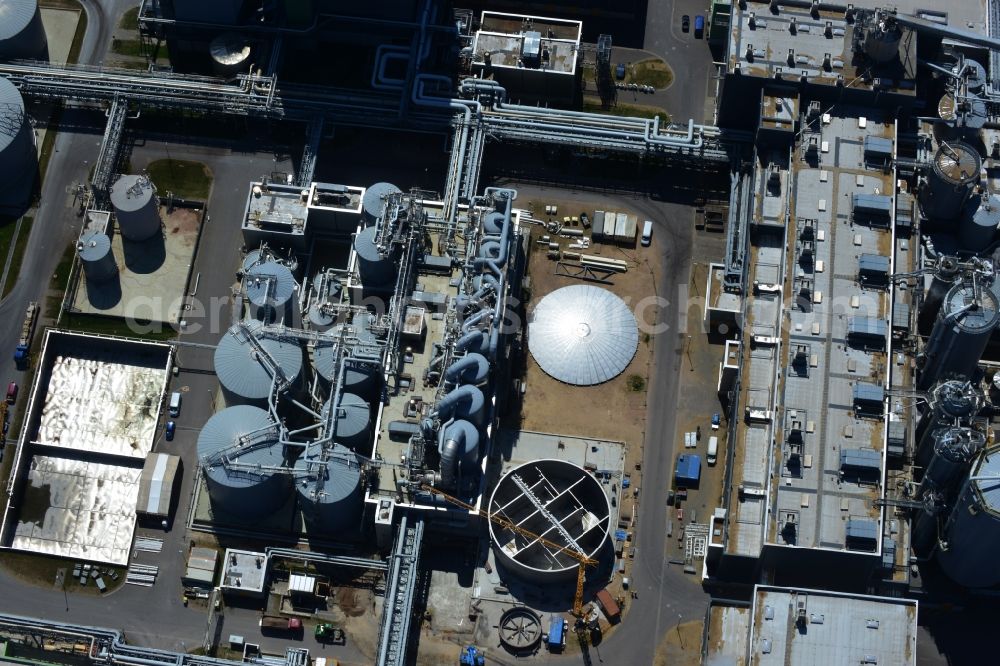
[40, 8, 81, 64]
[70, 206, 202, 324]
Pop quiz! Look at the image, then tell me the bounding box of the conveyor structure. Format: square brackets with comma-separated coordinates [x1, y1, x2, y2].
[375, 513, 424, 666]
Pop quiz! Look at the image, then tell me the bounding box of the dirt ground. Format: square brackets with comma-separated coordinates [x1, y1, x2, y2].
[514, 194, 660, 473]
[653, 620, 704, 666]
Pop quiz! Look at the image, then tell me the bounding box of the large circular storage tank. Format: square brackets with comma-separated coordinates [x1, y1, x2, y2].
[322, 392, 370, 449]
[209, 33, 251, 78]
[110, 174, 161, 241]
[0, 0, 47, 61]
[353, 226, 396, 287]
[77, 232, 118, 283]
[361, 181, 401, 225]
[197, 405, 291, 519]
[960, 193, 1000, 252]
[488, 459, 611, 584]
[214, 320, 303, 405]
[245, 261, 296, 322]
[921, 143, 981, 222]
[295, 444, 363, 534]
[0, 78, 36, 207]
[918, 282, 1000, 390]
[937, 446, 1000, 587]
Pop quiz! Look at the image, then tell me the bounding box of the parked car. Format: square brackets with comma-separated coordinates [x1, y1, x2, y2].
[6, 382, 17, 405]
[682, 14, 690, 33]
[615, 63, 626, 80]
[165, 421, 176, 441]
[712, 412, 721, 430]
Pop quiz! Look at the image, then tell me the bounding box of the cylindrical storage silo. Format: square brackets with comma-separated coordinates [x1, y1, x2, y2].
[0, 0, 48, 61]
[209, 32, 252, 77]
[312, 333, 382, 398]
[915, 379, 982, 465]
[920, 427, 985, 496]
[361, 181, 401, 226]
[214, 320, 303, 405]
[197, 405, 291, 519]
[918, 256, 961, 335]
[245, 261, 297, 323]
[918, 282, 1000, 390]
[487, 459, 611, 584]
[322, 392, 370, 449]
[936, 447, 1000, 587]
[353, 226, 396, 287]
[0, 78, 36, 208]
[862, 16, 901, 64]
[110, 174, 161, 241]
[295, 444, 363, 534]
[77, 232, 118, 283]
[960, 193, 1000, 252]
[920, 142, 981, 223]
[241, 248, 263, 275]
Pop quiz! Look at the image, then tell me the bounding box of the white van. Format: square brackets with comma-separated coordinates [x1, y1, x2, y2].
[641, 220, 653, 246]
[707, 436, 719, 465]
[169, 392, 182, 417]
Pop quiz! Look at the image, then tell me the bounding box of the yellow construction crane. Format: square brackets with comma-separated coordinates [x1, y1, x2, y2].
[421, 484, 597, 617]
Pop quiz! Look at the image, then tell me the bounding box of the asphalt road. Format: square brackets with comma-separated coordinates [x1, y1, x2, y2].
[641, 0, 718, 124]
[492, 182, 708, 664]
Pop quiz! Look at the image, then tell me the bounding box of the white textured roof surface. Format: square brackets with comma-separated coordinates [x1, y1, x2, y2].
[528, 285, 638, 385]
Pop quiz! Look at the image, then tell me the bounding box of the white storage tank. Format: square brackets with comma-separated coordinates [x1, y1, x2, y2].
[0, 77, 36, 209]
[0, 0, 48, 61]
[111, 174, 161, 241]
[209, 33, 252, 78]
[77, 232, 118, 283]
[361, 181, 401, 226]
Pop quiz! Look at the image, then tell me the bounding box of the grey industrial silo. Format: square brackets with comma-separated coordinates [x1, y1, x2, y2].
[353, 226, 396, 287]
[918, 256, 961, 335]
[919, 427, 985, 496]
[322, 392, 370, 449]
[960, 193, 1000, 252]
[313, 331, 382, 398]
[488, 459, 611, 584]
[295, 444, 363, 534]
[920, 142, 981, 222]
[0, 0, 48, 61]
[914, 379, 982, 465]
[245, 261, 297, 323]
[918, 281, 1000, 390]
[198, 405, 291, 519]
[214, 320, 303, 405]
[77, 232, 118, 283]
[209, 33, 251, 78]
[860, 10, 901, 64]
[0, 77, 36, 210]
[936, 446, 1000, 587]
[110, 174, 161, 241]
[361, 181, 401, 226]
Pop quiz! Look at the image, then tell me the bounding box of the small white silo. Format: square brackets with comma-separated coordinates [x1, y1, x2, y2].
[110, 174, 161, 242]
